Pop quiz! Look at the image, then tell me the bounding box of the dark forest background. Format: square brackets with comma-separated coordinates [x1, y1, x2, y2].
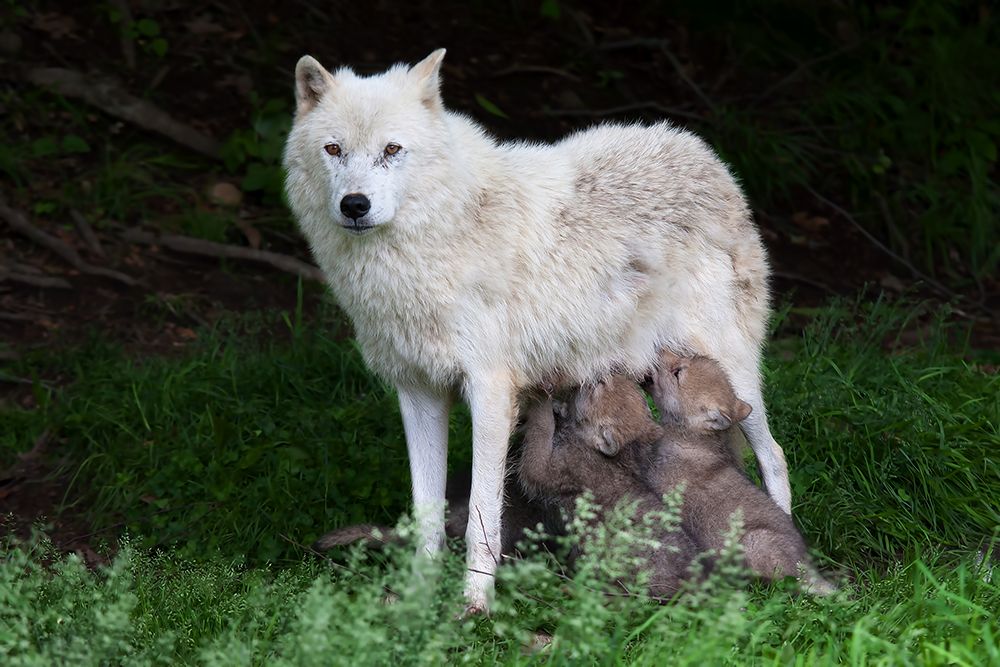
[1, 0, 998, 571]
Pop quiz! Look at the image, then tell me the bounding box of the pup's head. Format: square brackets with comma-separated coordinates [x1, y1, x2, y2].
[284, 49, 448, 236]
[566, 375, 661, 458]
[649, 352, 752, 433]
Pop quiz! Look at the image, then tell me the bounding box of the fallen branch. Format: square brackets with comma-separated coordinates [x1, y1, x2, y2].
[122, 229, 325, 282]
[0, 265, 72, 289]
[772, 270, 835, 295]
[0, 199, 137, 286]
[493, 65, 581, 82]
[804, 186, 957, 300]
[70, 210, 106, 258]
[23, 67, 221, 159]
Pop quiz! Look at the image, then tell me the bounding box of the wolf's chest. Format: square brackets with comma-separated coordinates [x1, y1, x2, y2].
[327, 253, 462, 386]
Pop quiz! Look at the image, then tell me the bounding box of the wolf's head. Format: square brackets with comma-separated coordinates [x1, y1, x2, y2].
[284, 50, 448, 236]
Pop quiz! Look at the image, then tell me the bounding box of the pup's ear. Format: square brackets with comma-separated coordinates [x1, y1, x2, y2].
[295, 56, 335, 115]
[732, 400, 753, 424]
[597, 426, 620, 457]
[410, 48, 446, 111]
[658, 348, 683, 368]
[703, 408, 733, 431]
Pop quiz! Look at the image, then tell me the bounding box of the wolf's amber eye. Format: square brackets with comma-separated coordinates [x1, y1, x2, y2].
[384, 143, 402, 156]
[324, 143, 341, 157]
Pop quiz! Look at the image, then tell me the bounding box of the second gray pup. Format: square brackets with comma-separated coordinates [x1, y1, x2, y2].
[646, 351, 835, 594]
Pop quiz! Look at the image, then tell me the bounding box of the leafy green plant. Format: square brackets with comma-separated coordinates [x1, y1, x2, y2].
[221, 96, 292, 203]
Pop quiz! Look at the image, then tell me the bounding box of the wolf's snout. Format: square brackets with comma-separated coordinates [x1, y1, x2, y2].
[340, 194, 371, 220]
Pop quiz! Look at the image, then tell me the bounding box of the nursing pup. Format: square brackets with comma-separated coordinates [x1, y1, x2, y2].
[518, 378, 701, 599]
[646, 352, 835, 593]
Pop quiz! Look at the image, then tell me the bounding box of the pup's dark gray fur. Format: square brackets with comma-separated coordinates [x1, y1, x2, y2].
[517, 377, 700, 599]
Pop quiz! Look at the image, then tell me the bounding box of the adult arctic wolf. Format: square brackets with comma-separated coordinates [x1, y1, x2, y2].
[283, 49, 788, 611]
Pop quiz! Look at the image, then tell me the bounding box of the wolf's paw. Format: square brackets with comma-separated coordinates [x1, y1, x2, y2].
[456, 601, 489, 620]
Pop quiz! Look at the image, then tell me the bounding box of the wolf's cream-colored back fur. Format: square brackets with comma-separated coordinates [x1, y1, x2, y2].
[283, 49, 786, 610]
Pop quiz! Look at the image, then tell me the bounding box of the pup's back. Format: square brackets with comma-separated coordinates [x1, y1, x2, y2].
[648, 353, 833, 592]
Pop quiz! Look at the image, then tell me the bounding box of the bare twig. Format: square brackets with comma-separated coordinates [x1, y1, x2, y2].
[123, 228, 325, 282]
[493, 65, 581, 82]
[109, 0, 136, 70]
[658, 46, 718, 114]
[0, 266, 72, 289]
[804, 186, 957, 299]
[0, 312, 35, 322]
[70, 210, 106, 258]
[19, 430, 52, 462]
[0, 199, 137, 286]
[475, 506, 499, 567]
[543, 102, 702, 122]
[749, 44, 857, 108]
[599, 37, 717, 113]
[772, 270, 836, 295]
[23, 67, 221, 159]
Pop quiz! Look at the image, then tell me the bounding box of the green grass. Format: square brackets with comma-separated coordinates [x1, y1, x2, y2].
[1, 299, 999, 664]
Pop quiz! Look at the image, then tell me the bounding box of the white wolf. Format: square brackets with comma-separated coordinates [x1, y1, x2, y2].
[283, 49, 788, 611]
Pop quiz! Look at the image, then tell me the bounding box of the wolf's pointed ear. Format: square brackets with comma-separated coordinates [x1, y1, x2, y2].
[295, 56, 335, 115]
[733, 400, 752, 424]
[597, 426, 620, 457]
[703, 408, 733, 431]
[410, 48, 446, 111]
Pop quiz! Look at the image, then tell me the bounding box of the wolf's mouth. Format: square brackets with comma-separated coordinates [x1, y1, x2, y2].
[341, 222, 375, 235]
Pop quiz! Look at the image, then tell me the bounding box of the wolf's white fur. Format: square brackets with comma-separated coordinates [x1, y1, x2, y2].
[284, 49, 789, 609]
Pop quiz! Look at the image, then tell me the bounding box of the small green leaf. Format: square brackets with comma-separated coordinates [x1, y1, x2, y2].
[62, 134, 90, 153]
[540, 0, 561, 19]
[150, 38, 168, 58]
[33, 200, 57, 215]
[136, 18, 160, 36]
[31, 136, 59, 157]
[474, 93, 509, 119]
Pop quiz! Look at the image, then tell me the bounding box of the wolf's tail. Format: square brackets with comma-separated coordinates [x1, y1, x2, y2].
[312, 524, 401, 551]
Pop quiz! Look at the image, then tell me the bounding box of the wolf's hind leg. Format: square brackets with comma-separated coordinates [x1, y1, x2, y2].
[710, 349, 791, 515]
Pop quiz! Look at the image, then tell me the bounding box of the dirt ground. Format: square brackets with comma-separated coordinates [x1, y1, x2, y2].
[1, 1, 997, 560]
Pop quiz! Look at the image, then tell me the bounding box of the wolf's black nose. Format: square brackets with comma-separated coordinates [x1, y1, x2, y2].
[340, 194, 371, 219]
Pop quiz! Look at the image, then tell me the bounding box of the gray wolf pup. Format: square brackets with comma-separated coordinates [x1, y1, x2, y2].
[646, 351, 835, 593]
[517, 378, 701, 599]
[283, 49, 785, 610]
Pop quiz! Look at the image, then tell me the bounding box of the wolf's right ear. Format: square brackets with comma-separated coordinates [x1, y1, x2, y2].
[295, 56, 335, 115]
[410, 48, 446, 111]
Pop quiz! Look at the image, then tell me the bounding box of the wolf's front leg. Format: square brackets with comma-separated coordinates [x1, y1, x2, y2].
[463, 372, 517, 613]
[397, 384, 452, 557]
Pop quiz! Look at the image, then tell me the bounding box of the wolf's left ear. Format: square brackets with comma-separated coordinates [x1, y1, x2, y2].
[410, 48, 446, 111]
[295, 56, 335, 115]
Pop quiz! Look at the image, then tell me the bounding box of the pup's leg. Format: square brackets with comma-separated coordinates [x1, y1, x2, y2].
[712, 351, 791, 515]
[398, 384, 452, 557]
[463, 372, 517, 613]
[741, 528, 836, 595]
